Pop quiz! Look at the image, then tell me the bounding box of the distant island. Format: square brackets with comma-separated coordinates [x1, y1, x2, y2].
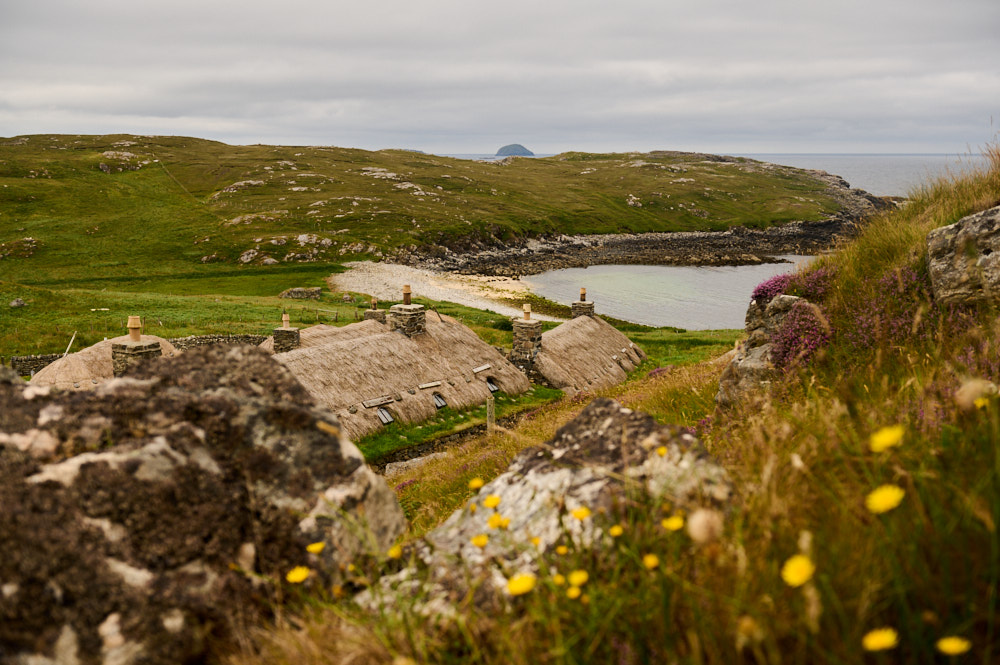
[496, 144, 534, 157]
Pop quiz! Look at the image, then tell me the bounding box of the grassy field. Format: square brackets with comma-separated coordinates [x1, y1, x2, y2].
[229, 149, 1000, 663]
[1, 135, 843, 356]
[0, 135, 843, 282]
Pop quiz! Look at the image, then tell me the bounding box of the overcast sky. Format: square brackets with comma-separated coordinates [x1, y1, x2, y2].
[1, 0, 997, 154]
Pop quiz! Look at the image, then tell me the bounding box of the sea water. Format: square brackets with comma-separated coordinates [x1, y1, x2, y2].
[738, 153, 989, 197]
[523, 257, 814, 330]
[523, 154, 990, 328]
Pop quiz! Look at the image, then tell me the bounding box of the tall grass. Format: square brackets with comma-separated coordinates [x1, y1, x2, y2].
[222, 149, 1000, 664]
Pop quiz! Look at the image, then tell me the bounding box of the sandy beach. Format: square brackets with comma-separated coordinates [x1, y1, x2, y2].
[327, 261, 563, 321]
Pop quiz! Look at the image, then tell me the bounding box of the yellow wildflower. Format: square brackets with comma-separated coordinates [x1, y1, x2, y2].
[571, 506, 592, 520]
[487, 513, 504, 529]
[471, 534, 489, 548]
[862, 627, 898, 651]
[347, 563, 357, 573]
[556, 545, 568, 555]
[483, 494, 501, 509]
[306, 541, 325, 554]
[531, 536, 541, 547]
[936, 636, 971, 655]
[581, 593, 590, 605]
[656, 446, 668, 457]
[974, 396, 990, 410]
[499, 516, 510, 529]
[468, 503, 477, 514]
[387, 544, 403, 559]
[568, 570, 588, 587]
[566, 585, 582, 599]
[468, 477, 484, 490]
[780, 554, 815, 588]
[642, 553, 660, 570]
[869, 425, 904, 453]
[392, 656, 418, 665]
[662, 515, 685, 531]
[608, 524, 624, 537]
[866, 484, 905, 514]
[285, 566, 310, 584]
[552, 573, 566, 586]
[507, 572, 536, 596]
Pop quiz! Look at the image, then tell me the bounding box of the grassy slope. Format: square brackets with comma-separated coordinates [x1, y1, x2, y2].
[1, 134, 840, 355]
[230, 151, 1000, 664]
[0, 135, 841, 278]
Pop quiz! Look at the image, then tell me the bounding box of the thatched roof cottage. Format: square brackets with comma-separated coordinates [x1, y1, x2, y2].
[533, 314, 645, 396]
[29, 334, 179, 391]
[269, 313, 531, 440]
[509, 291, 646, 396]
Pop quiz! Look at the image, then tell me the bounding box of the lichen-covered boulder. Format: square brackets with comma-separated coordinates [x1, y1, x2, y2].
[362, 398, 730, 611]
[0, 346, 405, 664]
[716, 294, 800, 407]
[927, 204, 1000, 306]
[279, 287, 322, 300]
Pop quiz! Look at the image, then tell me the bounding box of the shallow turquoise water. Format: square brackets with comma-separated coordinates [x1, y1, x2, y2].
[524, 257, 814, 330]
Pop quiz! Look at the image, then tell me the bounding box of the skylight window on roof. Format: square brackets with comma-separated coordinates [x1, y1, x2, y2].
[376, 407, 394, 425]
[486, 378, 499, 393]
[433, 393, 447, 409]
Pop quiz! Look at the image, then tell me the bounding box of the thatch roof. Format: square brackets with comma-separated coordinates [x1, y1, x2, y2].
[533, 315, 646, 396]
[258, 324, 346, 354]
[275, 314, 531, 440]
[29, 335, 180, 391]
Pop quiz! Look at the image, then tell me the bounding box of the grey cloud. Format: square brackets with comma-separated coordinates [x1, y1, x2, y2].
[1, 0, 998, 152]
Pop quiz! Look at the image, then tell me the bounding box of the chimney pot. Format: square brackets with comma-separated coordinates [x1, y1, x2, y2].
[281, 311, 290, 328]
[127, 315, 142, 342]
[403, 284, 412, 306]
[523, 303, 531, 320]
[580, 287, 587, 302]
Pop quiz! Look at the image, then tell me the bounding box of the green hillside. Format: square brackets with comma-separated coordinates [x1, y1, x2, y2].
[0, 134, 843, 283]
[0, 134, 847, 355]
[234, 148, 1000, 665]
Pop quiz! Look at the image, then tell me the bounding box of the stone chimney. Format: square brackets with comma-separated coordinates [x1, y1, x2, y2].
[111, 315, 162, 377]
[510, 303, 542, 369]
[571, 287, 595, 318]
[388, 285, 426, 336]
[364, 296, 387, 324]
[273, 310, 301, 353]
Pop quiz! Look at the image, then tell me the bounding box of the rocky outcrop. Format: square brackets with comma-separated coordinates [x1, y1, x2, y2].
[279, 286, 322, 300]
[417, 216, 882, 277]
[927, 204, 1000, 306]
[0, 346, 405, 664]
[715, 294, 800, 407]
[362, 398, 730, 610]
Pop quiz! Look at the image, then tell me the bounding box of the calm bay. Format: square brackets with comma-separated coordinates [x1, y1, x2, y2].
[523, 154, 988, 329]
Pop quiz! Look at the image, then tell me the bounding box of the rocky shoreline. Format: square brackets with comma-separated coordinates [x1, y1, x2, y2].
[411, 175, 896, 277]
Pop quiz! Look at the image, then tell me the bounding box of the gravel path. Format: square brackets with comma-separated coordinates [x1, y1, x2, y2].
[327, 261, 563, 321]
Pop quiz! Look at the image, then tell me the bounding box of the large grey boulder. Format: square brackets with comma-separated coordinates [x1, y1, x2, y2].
[0, 346, 404, 664]
[279, 287, 322, 300]
[362, 398, 730, 611]
[715, 294, 800, 407]
[927, 204, 1000, 306]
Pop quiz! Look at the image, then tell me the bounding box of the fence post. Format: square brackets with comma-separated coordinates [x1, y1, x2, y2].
[487, 395, 495, 436]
